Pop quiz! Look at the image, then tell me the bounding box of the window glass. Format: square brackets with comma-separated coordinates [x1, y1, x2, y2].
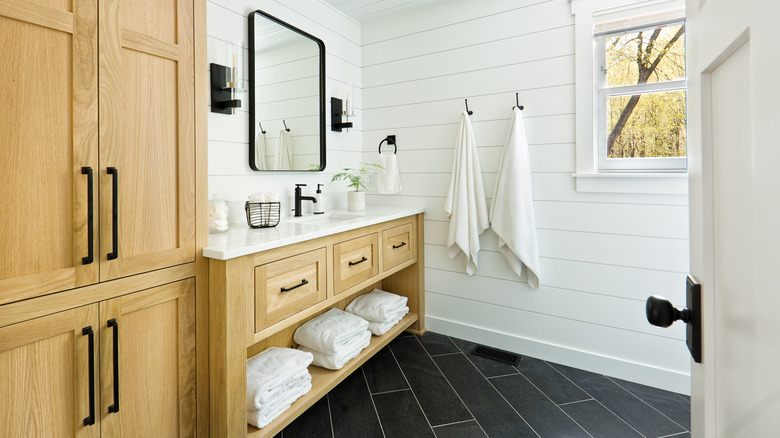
[606, 90, 687, 158]
[605, 24, 686, 87]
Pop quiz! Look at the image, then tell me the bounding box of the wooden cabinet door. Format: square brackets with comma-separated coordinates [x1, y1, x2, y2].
[98, 0, 195, 281]
[0, 304, 100, 438]
[99, 278, 196, 438]
[0, 0, 99, 304]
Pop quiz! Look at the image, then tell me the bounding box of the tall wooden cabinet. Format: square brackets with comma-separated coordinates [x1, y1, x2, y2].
[0, 0, 205, 436]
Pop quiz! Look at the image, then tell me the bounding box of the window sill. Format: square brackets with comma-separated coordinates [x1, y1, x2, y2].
[572, 172, 688, 195]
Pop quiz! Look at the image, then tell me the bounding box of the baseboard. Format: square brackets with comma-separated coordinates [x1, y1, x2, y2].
[426, 315, 691, 395]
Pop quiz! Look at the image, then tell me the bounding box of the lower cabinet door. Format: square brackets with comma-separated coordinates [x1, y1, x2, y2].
[0, 304, 100, 438]
[99, 278, 196, 438]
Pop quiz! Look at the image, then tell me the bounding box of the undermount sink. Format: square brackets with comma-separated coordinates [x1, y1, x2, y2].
[287, 212, 363, 226]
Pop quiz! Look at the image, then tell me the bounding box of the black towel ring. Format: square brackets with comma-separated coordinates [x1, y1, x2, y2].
[378, 135, 397, 154]
[464, 98, 473, 115]
[258, 122, 266, 134]
[283, 120, 290, 132]
[513, 93, 524, 110]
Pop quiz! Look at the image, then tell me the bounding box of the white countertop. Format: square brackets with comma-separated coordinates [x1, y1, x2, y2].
[203, 205, 425, 260]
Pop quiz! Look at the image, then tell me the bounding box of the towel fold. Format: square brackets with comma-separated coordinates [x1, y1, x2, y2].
[490, 107, 541, 289]
[273, 129, 293, 170]
[367, 306, 409, 336]
[293, 308, 369, 355]
[246, 347, 313, 409]
[445, 111, 489, 275]
[345, 289, 408, 323]
[247, 381, 312, 429]
[254, 131, 267, 170]
[299, 330, 371, 370]
[377, 153, 402, 194]
[250, 369, 311, 410]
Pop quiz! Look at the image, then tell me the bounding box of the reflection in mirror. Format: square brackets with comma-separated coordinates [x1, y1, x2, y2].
[249, 10, 326, 171]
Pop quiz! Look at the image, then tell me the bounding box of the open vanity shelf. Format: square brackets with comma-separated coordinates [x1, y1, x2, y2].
[206, 207, 426, 437]
[248, 313, 418, 437]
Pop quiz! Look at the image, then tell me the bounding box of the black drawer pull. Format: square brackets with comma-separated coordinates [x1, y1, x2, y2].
[82, 326, 95, 426]
[107, 318, 120, 413]
[107, 167, 119, 260]
[281, 279, 308, 292]
[348, 256, 368, 266]
[392, 241, 407, 249]
[81, 167, 94, 265]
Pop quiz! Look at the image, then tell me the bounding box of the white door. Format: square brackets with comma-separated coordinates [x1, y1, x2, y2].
[687, 0, 780, 436]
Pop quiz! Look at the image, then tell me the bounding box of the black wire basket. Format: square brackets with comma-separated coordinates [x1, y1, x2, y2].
[245, 201, 281, 228]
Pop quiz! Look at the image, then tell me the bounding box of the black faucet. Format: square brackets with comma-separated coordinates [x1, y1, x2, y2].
[294, 184, 318, 217]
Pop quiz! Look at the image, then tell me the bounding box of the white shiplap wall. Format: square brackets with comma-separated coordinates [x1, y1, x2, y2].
[207, 0, 363, 220]
[360, 0, 691, 393]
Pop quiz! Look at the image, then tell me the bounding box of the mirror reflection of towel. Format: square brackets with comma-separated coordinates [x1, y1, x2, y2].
[377, 153, 402, 194]
[273, 129, 293, 170]
[254, 132, 267, 170]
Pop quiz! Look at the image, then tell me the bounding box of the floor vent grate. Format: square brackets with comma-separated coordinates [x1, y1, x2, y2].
[471, 345, 520, 366]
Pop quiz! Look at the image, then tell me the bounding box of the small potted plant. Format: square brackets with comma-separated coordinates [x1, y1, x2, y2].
[331, 163, 382, 211]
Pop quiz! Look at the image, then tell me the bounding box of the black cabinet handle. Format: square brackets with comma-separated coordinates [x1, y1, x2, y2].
[107, 167, 119, 260]
[280, 279, 309, 292]
[348, 256, 368, 266]
[82, 326, 95, 426]
[392, 241, 407, 249]
[107, 318, 120, 413]
[81, 167, 94, 265]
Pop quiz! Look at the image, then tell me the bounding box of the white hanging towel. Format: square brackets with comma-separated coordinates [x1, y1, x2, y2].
[273, 129, 293, 170]
[445, 111, 489, 275]
[377, 153, 402, 194]
[254, 131, 267, 170]
[490, 107, 541, 289]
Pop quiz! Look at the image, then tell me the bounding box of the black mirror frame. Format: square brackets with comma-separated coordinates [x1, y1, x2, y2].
[248, 10, 326, 172]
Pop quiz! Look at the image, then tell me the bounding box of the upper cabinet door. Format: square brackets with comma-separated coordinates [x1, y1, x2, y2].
[0, 0, 99, 304]
[98, 0, 196, 281]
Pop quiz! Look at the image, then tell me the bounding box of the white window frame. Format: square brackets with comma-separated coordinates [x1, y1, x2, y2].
[571, 0, 688, 194]
[595, 21, 687, 172]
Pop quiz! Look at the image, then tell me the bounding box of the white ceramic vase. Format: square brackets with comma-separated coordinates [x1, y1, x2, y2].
[347, 191, 365, 211]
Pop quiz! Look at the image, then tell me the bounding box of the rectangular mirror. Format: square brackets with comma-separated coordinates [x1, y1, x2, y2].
[248, 10, 326, 171]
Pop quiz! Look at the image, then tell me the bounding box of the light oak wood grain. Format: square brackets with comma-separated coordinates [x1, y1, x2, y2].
[333, 233, 380, 294]
[0, 304, 99, 438]
[255, 248, 327, 330]
[382, 221, 415, 271]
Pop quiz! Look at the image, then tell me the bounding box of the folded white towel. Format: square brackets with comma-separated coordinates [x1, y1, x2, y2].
[249, 192, 268, 203]
[247, 381, 312, 429]
[377, 153, 403, 194]
[273, 129, 293, 170]
[367, 306, 409, 336]
[293, 308, 369, 355]
[299, 330, 371, 370]
[345, 289, 408, 323]
[445, 111, 489, 275]
[246, 347, 313, 409]
[489, 107, 541, 289]
[250, 369, 311, 410]
[254, 131, 267, 170]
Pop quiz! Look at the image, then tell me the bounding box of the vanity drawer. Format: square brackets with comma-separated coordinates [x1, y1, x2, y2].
[255, 248, 327, 330]
[382, 222, 415, 271]
[333, 233, 379, 294]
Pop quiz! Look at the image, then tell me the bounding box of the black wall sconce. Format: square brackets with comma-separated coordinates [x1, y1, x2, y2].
[331, 97, 353, 132]
[210, 63, 244, 114]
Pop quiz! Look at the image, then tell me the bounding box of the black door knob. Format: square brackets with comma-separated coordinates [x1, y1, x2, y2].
[646, 295, 691, 328]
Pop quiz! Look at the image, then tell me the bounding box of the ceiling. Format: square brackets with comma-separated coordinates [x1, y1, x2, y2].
[322, 0, 450, 24]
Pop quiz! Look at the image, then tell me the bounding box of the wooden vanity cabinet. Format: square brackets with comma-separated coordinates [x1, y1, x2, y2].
[209, 213, 425, 437]
[0, 279, 196, 438]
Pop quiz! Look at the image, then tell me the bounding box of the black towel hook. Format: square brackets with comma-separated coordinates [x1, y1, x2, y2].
[378, 135, 397, 154]
[513, 93, 524, 110]
[464, 99, 473, 115]
[283, 120, 290, 132]
[258, 122, 266, 134]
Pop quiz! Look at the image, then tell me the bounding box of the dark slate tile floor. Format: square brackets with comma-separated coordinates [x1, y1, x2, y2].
[276, 331, 691, 438]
